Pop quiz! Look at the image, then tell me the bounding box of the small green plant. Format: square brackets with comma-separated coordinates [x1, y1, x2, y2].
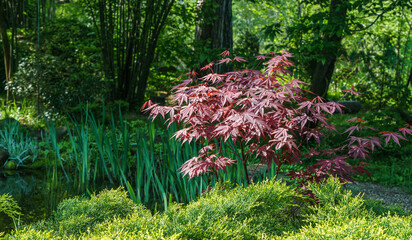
[0, 193, 21, 230]
[0, 120, 38, 168]
[0, 99, 41, 126]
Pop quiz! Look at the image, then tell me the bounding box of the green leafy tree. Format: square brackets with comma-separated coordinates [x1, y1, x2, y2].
[148, 1, 197, 97]
[0, 0, 56, 100]
[8, 18, 105, 113]
[289, 0, 405, 99]
[328, 1, 412, 108]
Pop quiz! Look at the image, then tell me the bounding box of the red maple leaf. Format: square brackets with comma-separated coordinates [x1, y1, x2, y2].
[255, 55, 268, 60]
[344, 125, 360, 136]
[219, 50, 231, 57]
[233, 56, 247, 63]
[398, 127, 412, 137]
[347, 117, 365, 122]
[381, 131, 407, 146]
[342, 86, 362, 96]
[218, 58, 232, 65]
[200, 62, 215, 71]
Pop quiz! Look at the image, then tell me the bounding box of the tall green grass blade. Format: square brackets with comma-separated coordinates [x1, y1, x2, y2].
[44, 117, 71, 182]
[89, 112, 113, 184]
[154, 172, 168, 210]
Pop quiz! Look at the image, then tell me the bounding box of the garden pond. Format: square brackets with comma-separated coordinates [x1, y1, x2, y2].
[0, 169, 91, 233]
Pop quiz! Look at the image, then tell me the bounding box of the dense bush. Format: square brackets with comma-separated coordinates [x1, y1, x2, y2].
[3, 178, 410, 239]
[278, 214, 412, 240]
[164, 180, 304, 238]
[51, 187, 141, 236]
[7, 19, 106, 114]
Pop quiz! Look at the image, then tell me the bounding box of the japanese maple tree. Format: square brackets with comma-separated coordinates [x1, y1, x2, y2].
[142, 51, 412, 186]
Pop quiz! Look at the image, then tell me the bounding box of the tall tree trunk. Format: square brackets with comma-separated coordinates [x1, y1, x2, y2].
[0, 4, 12, 100]
[195, 0, 233, 74]
[310, 0, 347, 98]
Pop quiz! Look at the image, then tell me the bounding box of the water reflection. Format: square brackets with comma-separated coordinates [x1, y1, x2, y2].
[0, 170, 72, 233]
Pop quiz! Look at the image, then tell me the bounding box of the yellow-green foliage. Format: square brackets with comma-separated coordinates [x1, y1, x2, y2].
[0, 193, 21, 220]
[52, 187, 145, 236]
[275, 178, 412, 240]
[2, 178, 411, 240]
[304, 177, 369, 223]
[84, 214, 181, 240]
[165, 180, 303, 239]
[4, 227, 56, 240]
[277, 214, 412, 240]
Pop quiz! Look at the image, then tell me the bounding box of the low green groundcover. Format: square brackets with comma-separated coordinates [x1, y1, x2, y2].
[1, 178, 411, 239]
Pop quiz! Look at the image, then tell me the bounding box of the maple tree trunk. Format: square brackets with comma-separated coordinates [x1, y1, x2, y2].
[195, 0, 233, 74]
[310, 0, 347, 98]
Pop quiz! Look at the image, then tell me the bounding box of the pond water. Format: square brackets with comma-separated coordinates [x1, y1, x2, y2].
[0, 170, 75, 233]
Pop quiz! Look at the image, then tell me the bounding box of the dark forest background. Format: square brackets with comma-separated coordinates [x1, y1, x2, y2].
[1, 0, 411, 116]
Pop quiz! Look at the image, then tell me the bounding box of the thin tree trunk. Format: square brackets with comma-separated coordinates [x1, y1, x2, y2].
[135, 0, 175, 106]
[0, 5, 11, 100]
[87, 0, 174, 106]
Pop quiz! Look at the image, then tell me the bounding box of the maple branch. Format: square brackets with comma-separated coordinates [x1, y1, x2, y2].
[240, 141, 250, 185]
[228, 140, 242, 162]
[212, 168, 219, 183]
[274, 159, 282, 181]
[227, 139, 250, 183]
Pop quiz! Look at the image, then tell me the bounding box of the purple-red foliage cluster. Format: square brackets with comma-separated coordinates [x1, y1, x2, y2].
[143, 51, 412, 186]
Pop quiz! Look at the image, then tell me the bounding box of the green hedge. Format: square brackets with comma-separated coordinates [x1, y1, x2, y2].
[3, 178, 411, 240]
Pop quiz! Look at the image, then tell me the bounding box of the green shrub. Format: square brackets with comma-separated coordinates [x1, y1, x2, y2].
[278, 214, 412, 240]
[165, 180, 304, 239]
[304, 177, 370, 224]
[276, 178, 412, 240]
[3, 227, 57, 240]
[52, 187, 143, 236]
[4, 180, 412, 239]
[363, 199, 411, 216]
[8, 18, 105, 115]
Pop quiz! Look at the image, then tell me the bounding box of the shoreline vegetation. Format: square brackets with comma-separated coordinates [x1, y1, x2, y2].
[2, 178, 411, 239]
[1, 0, 412, 238]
